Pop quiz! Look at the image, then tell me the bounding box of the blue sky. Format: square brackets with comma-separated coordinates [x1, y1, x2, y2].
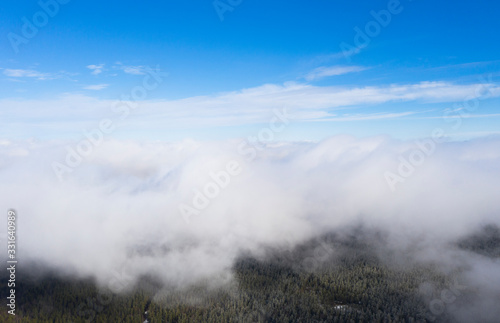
[1, 0, 499, 141]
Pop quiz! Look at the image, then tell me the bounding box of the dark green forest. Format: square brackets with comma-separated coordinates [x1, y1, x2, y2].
[2, 225, 498, 323]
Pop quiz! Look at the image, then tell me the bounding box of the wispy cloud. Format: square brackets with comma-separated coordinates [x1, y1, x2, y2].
[1, 80, 499, 137]
[83, 84, 109, 90]
[314, 111, 417, 122]
[429, 60, 500, 71]
[114, 63, 147, 75]
[122, 66, 147, 75]
[418, 113, 500, 120]
[305, 65, 367, 81]
[2, 68, 58, 80]
[87, 64, 105, 75]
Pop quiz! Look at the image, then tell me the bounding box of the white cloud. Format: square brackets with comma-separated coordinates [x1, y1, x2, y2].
[122, 65, 146, 75]
[113, 63, 147, 75]
[87, 64, 105, 75]
[420, 113, 500, 120]
[0, 136, 499, 296]
[3, 68, 56, 80]
[1, 80, 499, 137]
[83, 84, 109, 90]
[313, 111, 417, 122]
[305, 65, 367, 81]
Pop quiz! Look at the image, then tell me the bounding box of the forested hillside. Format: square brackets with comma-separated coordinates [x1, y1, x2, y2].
[2, 225, 498, 323]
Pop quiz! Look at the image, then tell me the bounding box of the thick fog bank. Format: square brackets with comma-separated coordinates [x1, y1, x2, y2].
[0, 135, 499, 312]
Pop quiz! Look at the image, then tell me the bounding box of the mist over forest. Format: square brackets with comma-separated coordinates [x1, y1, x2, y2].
[1, 136, 500, 322]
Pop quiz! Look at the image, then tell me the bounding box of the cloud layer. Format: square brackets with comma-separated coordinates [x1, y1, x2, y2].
[1, 80, 499, 139]
[0, 135, 499, 295]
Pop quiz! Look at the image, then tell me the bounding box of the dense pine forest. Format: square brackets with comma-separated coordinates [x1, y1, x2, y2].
[2, 225, 498, 323]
